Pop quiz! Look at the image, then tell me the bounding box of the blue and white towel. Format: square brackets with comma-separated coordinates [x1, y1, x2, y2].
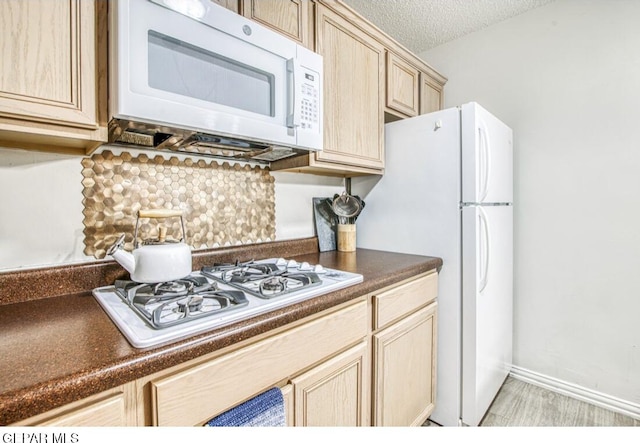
[205, 387, 286, 427]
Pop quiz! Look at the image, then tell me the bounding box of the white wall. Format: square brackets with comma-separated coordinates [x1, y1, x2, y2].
[272, 171, 344, 240]
[0, 148, 88, 268]
[0, 146, 343, 271]
[420, 0, 640, 405]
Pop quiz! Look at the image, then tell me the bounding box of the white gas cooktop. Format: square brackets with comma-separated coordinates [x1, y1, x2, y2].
[93, 258, 363, 348]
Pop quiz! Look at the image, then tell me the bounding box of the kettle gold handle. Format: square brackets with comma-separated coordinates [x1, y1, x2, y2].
[134, 209, 186, 248]
[138, 209, 182, 219]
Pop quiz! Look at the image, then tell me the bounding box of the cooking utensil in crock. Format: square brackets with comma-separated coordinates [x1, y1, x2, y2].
[332, 192, 361, 225]
[349, 196, 365, 223]
[107, 209, 192, 283]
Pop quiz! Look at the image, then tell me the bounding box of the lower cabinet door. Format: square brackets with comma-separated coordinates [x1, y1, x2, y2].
[291, 341, 369, 426]
[373, 302, 437, 426]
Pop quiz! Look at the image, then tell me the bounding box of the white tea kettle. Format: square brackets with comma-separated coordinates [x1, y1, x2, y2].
[107, 209, 192, 283]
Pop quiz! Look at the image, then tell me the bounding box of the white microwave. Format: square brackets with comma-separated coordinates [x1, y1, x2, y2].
[108, 0, 323, 162]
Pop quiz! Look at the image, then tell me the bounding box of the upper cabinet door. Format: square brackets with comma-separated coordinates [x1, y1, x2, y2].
[314, 4, 385, 171]
[0, 0, 106, 153]
[386, 52, 420, 117]
[241, 0, 312, 48]
[420, 73, 444, 115]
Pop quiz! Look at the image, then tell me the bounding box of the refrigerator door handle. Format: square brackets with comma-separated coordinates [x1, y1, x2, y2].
[478, 206, 490, 292]
[478, 123, 492, 202]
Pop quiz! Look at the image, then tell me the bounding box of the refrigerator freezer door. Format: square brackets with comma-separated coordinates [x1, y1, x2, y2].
[461, 102, 513, 204]
[354, 107, 461, 258]
[461, 204, 513, 426]
[352, 107, 463, 427]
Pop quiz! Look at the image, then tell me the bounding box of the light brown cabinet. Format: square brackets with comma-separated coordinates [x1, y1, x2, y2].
[374, 303, 437, 426]
[314, 4, 385, 173]
[241, 0, 312, 48]
[12, 383, 137, 427]
[142, 299, 368, 426]
[0, 0, 107, 155]
[371, 272, 438, 426]
[139, 273, 438, 427]
[420, 73, 444, 115]
[291, 341, 369, 426]
[386, 52, 420, 117]
[385, 51, 445, 120]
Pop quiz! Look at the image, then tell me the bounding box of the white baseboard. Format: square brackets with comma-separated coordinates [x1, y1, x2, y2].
[509, 365, 640, 421]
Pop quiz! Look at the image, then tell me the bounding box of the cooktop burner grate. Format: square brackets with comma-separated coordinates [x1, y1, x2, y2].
[114, 277, 248, 329]
[201, 261, 322, 299]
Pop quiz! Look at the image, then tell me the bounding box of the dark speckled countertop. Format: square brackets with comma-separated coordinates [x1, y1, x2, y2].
[0, 238, 442, 425]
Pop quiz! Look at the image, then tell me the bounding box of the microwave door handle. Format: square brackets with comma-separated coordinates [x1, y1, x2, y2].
[286, 58, 300, 129]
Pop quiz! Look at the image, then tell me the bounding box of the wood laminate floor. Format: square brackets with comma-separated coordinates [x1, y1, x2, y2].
[425, 376, 640, 427]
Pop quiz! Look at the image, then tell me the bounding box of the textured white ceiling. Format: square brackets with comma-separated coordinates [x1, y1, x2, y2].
[342, 0, 556, 53]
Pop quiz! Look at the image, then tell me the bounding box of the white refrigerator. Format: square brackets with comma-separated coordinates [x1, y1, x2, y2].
[352, 102, 513, 427]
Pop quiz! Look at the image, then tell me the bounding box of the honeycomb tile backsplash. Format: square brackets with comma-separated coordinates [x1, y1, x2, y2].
[81, 150, 275, 258]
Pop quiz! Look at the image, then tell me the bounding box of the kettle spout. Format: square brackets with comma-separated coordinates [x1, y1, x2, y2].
[107, 234, 136, 275]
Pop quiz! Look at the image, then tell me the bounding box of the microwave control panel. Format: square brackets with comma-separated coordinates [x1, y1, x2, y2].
[299, 70, 320, 133]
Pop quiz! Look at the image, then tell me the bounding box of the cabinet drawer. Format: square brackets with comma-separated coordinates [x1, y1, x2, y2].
[13, 383, 136, 426]
[37, 394, 127, 427]
[150, 300, 368, 426]
[373, 272, 437, 330]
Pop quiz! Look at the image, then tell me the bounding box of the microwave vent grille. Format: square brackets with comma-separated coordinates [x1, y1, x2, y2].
[108, 118, 304, 164]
